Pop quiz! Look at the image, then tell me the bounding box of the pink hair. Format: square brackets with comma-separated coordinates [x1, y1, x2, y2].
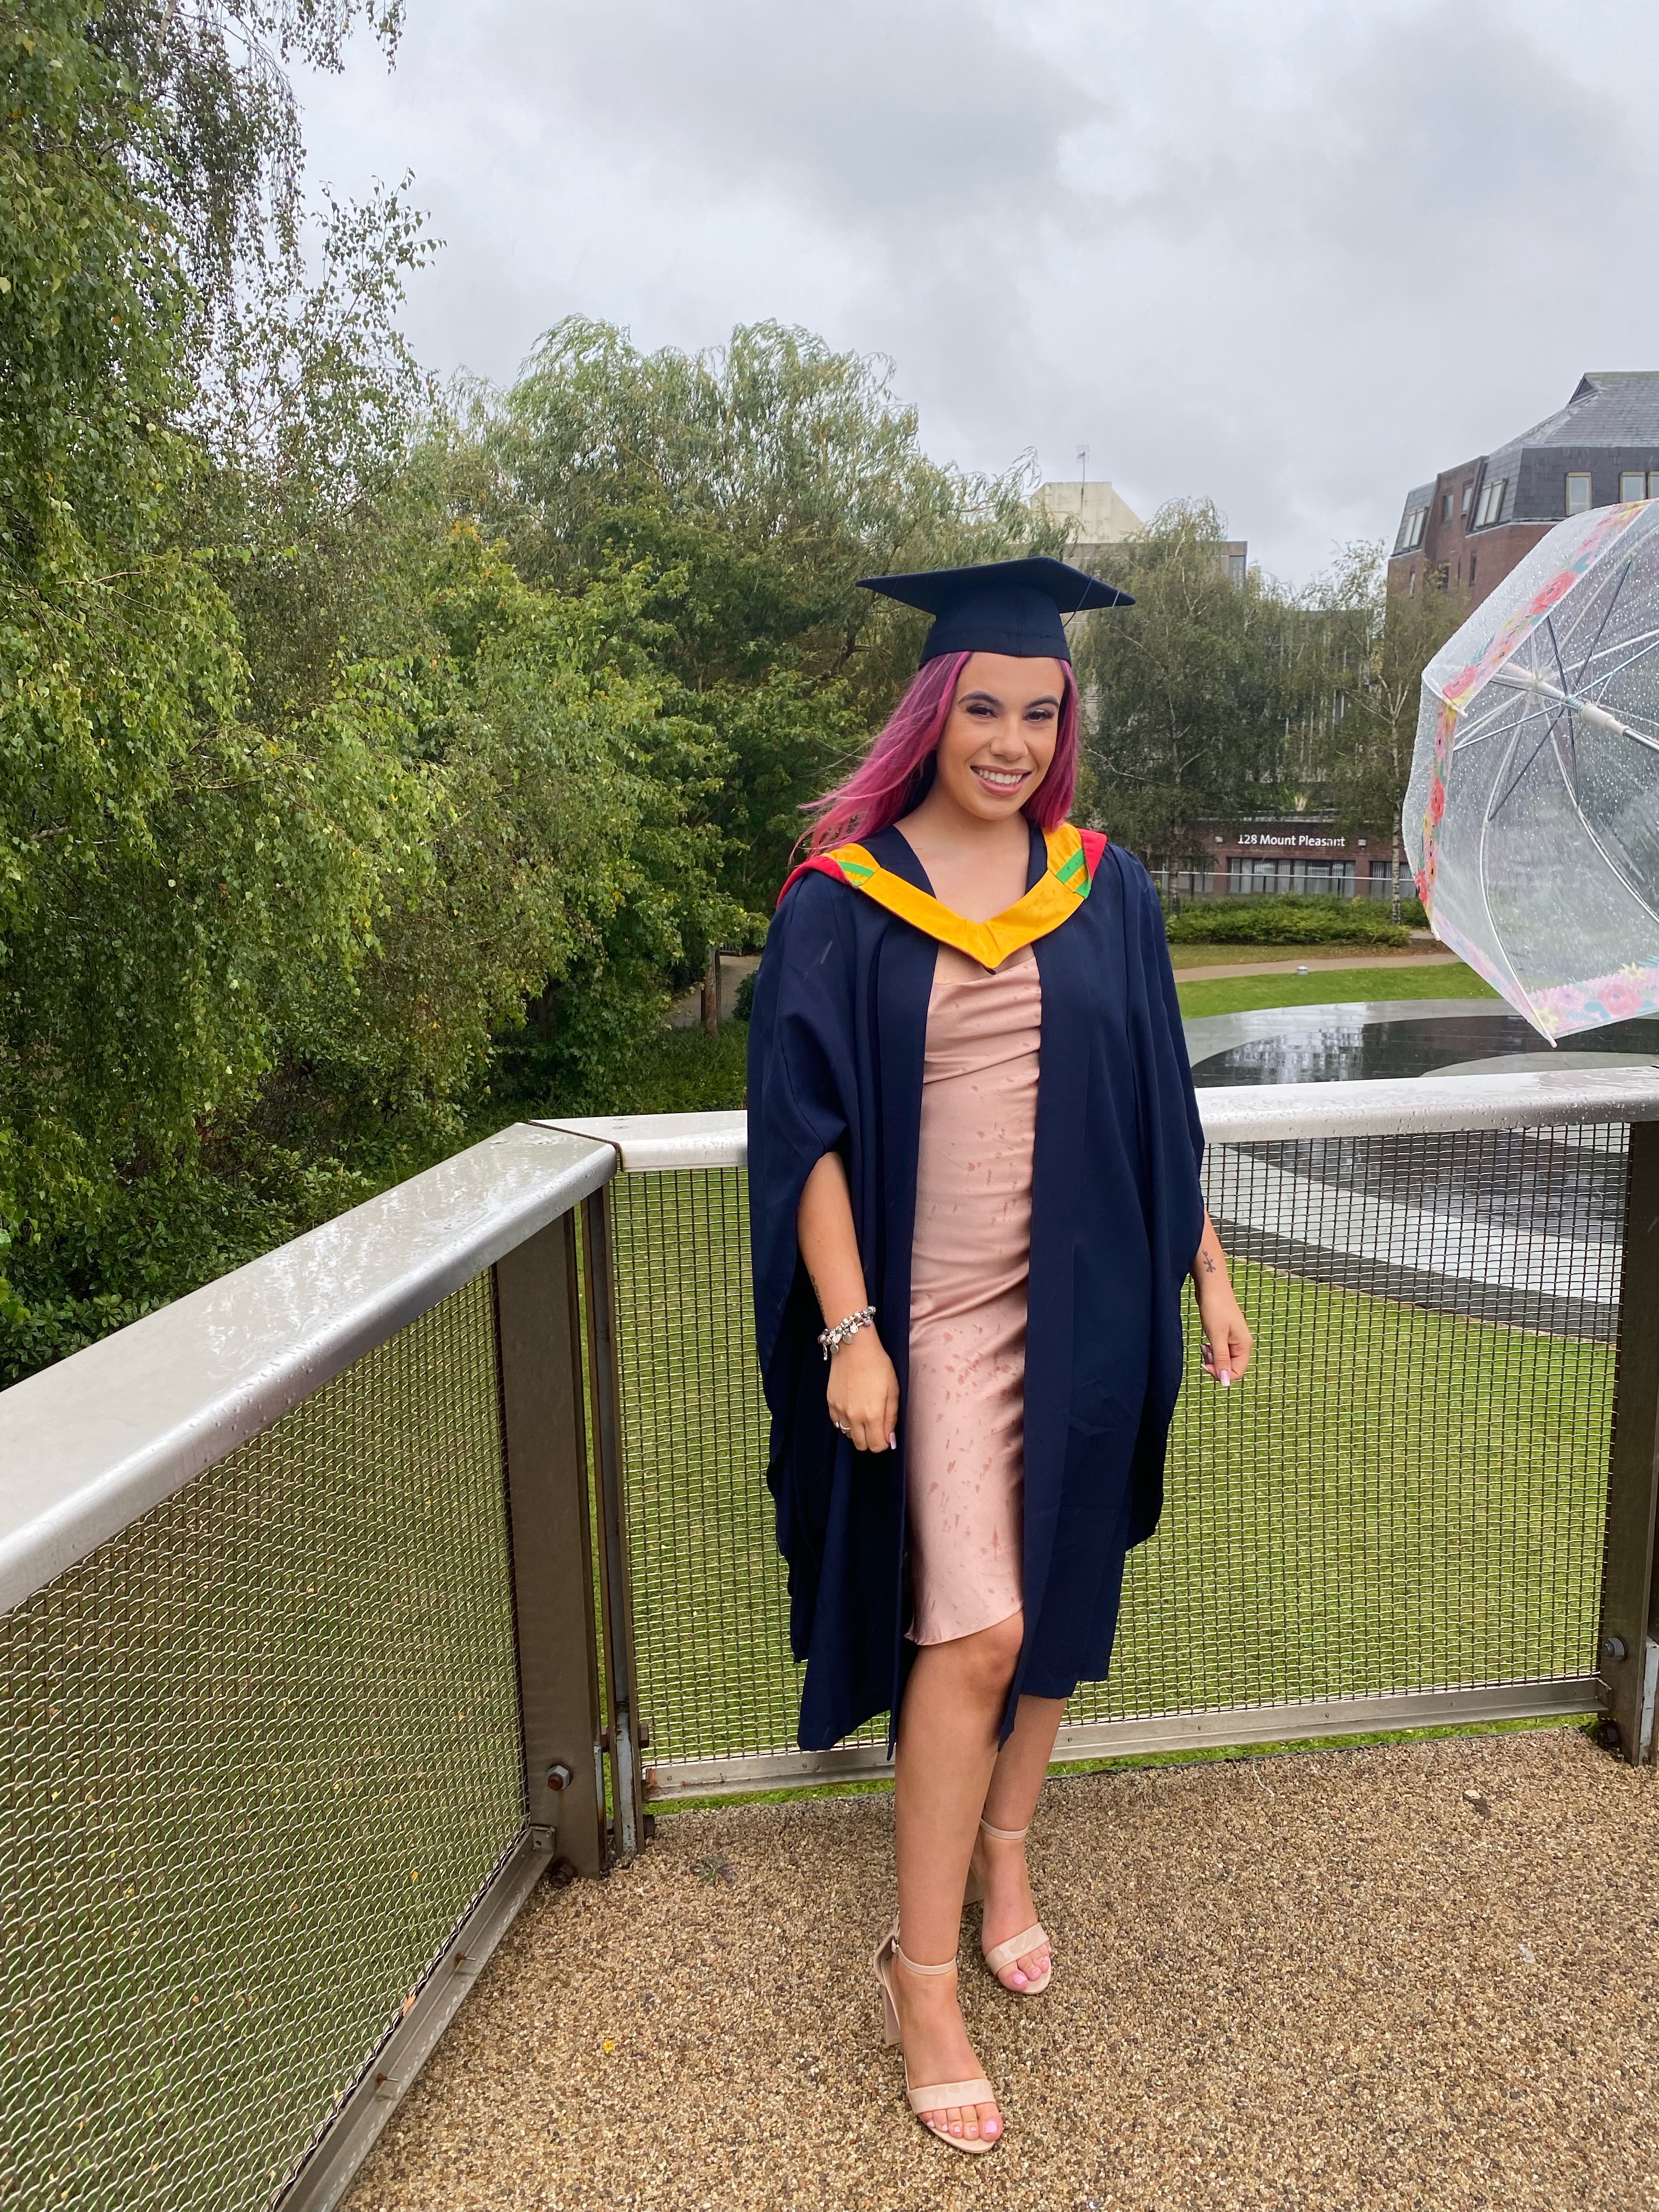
[805, 652, 1080, 854]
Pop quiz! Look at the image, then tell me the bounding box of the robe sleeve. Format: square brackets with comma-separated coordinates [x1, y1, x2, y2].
[745, 873, 859, 1383]
[1141, 865, 1206, 1189]
[1114, 849, 1208, 1541]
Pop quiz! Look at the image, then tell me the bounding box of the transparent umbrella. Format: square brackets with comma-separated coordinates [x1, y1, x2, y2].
[1403, 499, 1659, 1038]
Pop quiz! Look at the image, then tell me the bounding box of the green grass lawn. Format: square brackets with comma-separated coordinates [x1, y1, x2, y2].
[1176, 962, 1498, 1020]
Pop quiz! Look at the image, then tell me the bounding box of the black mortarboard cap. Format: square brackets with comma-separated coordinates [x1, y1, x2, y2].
[857, 555, 1133, 665]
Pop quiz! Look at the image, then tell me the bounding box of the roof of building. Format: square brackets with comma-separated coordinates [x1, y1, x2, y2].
[1506, 371, 1659, 448]
[1391, 373, 1659, 550]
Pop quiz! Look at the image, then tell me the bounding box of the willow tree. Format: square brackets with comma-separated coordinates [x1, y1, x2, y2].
[1306, 544, 1474, 917]
[1074, 500, 1302, 861]
[465, 319, 1063, 917]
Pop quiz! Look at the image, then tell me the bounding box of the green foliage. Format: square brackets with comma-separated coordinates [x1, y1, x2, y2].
[0, 5, 732, 1378]
[1165, 897, 1410, 947]
[1075, 500, 1304, 856]
[1299, 541, 1472, 899]
[494, 1017, 751, 1126]
[462, 319, 1061, 922]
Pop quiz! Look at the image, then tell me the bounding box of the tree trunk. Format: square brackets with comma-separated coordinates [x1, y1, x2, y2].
[1390, 828, 1403, 925]
[702, 945, 719, 1034]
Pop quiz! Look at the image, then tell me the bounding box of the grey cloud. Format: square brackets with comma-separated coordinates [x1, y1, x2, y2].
[541, 0, 1100, 219]
[297, 0, 1659, 579]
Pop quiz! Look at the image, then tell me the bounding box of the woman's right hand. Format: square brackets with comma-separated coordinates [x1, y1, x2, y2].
[826, 1327, 900, 1453]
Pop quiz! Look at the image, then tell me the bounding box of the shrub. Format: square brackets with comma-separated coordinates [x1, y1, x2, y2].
[1164, 896, 1410, 947]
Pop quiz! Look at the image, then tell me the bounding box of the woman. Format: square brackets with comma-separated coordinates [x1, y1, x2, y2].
[747, 557, 1252, 2154]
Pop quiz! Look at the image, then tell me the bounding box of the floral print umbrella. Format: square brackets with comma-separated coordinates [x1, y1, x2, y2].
[1403, 499, 1659, 1037]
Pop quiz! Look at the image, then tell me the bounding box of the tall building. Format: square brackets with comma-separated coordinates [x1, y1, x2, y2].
[1031, 479, 1246, 580]
[1389, 371, 1659, 610]
[1030, 478, 1143, 560]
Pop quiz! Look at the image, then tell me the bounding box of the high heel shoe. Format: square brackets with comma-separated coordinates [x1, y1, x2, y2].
[872, 1925, 1003, 2154]
[965, 1818, 1053, 1995]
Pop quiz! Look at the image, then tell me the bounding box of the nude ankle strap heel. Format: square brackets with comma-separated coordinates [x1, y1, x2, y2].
[962, 1816, 1024, 1904]
[872, 1927, 1002, 2155]
[966, 1819, 1053, 1996]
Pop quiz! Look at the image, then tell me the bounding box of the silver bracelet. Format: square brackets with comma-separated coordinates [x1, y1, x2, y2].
[818, 1305, 876, 1361]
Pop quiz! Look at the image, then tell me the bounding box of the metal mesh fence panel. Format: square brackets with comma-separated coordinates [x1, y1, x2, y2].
[1, 1273, 524, 2212]
[611, 1129, 1622, 1771]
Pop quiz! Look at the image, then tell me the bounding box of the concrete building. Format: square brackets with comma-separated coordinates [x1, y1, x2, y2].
[1389, 371, 1659, 610]
[1031, 478, 1143, 559]
[1032, 478, 1247, 582]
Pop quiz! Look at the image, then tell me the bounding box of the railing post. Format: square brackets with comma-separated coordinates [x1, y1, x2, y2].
[494, 1212, 608, 1876]
[1600, 1120, 1659, 1765]
[582, 1185, 646, 1860]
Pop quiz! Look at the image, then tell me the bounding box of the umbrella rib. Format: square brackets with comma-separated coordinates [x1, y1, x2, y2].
[1564, 555, 1633, 691]
[1547, 723, 1659, 935]
[1543, 616, 1583, 791]
[1491, 697, 1571, 816]
[1475, 721, 1529, 1007]
[1577, 619, 1659, 680]
[1454, 698, 1558, 753]
[1576, 628, 1659, 701]
[1485, 665, 1659, 758]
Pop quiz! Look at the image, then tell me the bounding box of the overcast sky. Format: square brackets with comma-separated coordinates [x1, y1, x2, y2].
[299, 0, 1659, 585]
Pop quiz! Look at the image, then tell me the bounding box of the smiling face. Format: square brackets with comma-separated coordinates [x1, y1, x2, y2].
[932, 652, 1066, 824]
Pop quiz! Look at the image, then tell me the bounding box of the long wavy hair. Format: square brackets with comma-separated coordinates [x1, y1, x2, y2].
[804, 651, 1080, 854]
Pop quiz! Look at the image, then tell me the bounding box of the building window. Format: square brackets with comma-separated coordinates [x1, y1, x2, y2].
[1566, 471, 1593, 514]
[1227, 855, 1356, 898]
[1365, 859, 1412, 901]
[1469, 551, 1477, 586]
[1474, 477, 1506, 527]
[1228, 552, 1246, 586]
[1400, 506, 1426, 550]
[1441, 492, 1452, 522]
[1408, 570, 1417, 594]
[1621, 471, 1647, 503]
[1651, 473, 1659, 500]
[1462, 482, 1474, 514]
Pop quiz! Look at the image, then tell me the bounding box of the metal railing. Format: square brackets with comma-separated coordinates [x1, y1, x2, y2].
[1, 1126, 618, 2212]
[549, 1068, 1659, 1805]
[5, 1069, 1659, 2210]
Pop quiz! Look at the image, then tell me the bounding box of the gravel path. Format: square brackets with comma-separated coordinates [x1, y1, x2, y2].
[345, 1728, 1659, 2212]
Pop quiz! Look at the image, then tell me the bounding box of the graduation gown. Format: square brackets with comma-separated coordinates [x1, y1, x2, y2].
[746, 820, 1205, 1752]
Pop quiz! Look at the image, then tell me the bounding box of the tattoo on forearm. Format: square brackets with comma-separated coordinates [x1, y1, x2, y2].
[1200, 1251, 1216, 1274]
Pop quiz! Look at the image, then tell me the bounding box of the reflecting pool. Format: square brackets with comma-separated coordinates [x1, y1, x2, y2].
[1184, 1000, 1659, 1088]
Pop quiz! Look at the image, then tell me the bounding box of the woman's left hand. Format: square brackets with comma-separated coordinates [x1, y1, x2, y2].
[1196, 1278, 1253, 1387]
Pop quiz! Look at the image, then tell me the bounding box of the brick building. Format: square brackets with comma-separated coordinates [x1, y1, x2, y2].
[1389, 371, 1659, 610]
[1160, 817, 1409, 902]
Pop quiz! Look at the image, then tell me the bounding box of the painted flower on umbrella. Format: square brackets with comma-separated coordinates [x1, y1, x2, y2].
[1588, 969, 1651, 1024]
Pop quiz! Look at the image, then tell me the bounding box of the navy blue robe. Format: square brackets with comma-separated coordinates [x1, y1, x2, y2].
[746, 821, 1205, 1752]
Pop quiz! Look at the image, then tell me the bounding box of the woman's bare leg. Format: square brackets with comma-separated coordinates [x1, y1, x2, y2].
[888, 1612, 1022, 2143]
[975, 1692, 1066, 1988]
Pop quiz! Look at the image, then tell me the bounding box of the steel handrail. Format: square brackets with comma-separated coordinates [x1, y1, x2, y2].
[0, 1122, 616, 1615]
[541, 1063, 1659, 1171]
[10, 1065, 1659, 1616]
